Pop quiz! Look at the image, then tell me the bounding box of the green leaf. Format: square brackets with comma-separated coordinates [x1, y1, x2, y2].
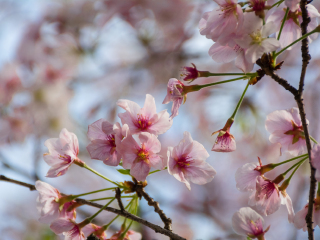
[247, 237, 253, 240]
[117, 169, 131, 175]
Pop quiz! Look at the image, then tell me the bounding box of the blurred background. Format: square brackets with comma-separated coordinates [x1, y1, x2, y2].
[1, 0, 320, 239]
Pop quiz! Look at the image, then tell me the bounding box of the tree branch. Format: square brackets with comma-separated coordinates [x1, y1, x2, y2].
[298, 0, 315, 239]
[135, 185, 172, 232]
[0, 175, 186, 240]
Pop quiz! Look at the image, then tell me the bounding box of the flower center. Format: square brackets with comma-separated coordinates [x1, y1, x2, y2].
[176, 155, 191, 169]
[58, 154, 72, 163]
[251, 0, 265, 11]
[286, 8, 302, 26]
[220, 2, 237, 18]
[106, 134, 116, 149]
[260, 181, 277, 199]
[137, 146, 149, 163]
[284, 120, 305, 144]
[135, 114, 151, 130]
[250, 31, 263, 45]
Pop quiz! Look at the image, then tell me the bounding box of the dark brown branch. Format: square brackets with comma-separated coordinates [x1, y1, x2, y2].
[0, 175, 186, 240]
[0, 175, 36, 191]
[115, 187, 125, 212]
[256, 57, 298, 96]
[299, 0, 315, 239]
[135, 186, 172, 232]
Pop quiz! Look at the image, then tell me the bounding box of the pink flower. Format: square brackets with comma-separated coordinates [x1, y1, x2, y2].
[108, 229, 142, 240]
[162, 78, 186, 119]
[117, 94, 172, 135]
[199, 0, 243, 44]
[265, 107, 307, 156]
[86, 224, 108, 240]
[208, 41, 254, 73]
[119, 132, 163, 181]
[211, 119, 236, 152]
[250, 176, 282, 216]
[167, 131, 216, 190]
[281, 190, 295, 223]
[36, 181, 76, 224]
[50, 218, 95, 240]
[86, 119, 129, 166]
[235, 12, 280, 64]
[235, 162, 262, 192]
[267, 5, 320, 50]
[43, 128, 83, 177]
[181, 63, 200, 82]
[311, 144, 320, 181]
[232, 207, 270, 239]
[294, 199, 320, 231]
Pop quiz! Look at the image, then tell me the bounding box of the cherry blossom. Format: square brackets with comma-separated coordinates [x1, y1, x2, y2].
[119, 132, 163, 181]
[36, 181, 76, 224]
[167, 131, 216, 190]
[50, 218, 94, 240]
[250, 176, 282, 216]
[265, 107, 307, 156]
[294, 199, 320, 231]
[267, 4, 320, 50]
[235, 162, 262, 192]
[199, 0, 243, 44]
[162, 78, 186, 119]
[249, 176, 294, 221]
[311, 144, 320, 181]
[235, 12, 280, 64]
[232, 207, 269, 239]
[43, 128, 83, 177]
[86, 119, 129, 166]
[117, 94, 172, 135]
[211, 119, 236, 152]
[208, 40, 254, 73]
[85, 224, 108, 240]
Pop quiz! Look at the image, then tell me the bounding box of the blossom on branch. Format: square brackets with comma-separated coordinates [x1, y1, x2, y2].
[199, 0, 243, 44]
[86, 119, 129, 166]
[235, 162, 262, 192]
[162, 78, 186, 119]
[107, 228, 142, 240]
[235, 12, 280, 64]
[36, 181, 76, 224]
[117, 94, 172, 135]
[43, 128, 84, 177]
[267, 4, 320, 50]
[232, 207, 270, 239]
[50, 218, 95, 240]
[119, 132, 163, 181]
[265, 107, 307, 156]
[167, 131, 216, 190]
[211, 119, 236, 152]
[294, 198, 320, 231]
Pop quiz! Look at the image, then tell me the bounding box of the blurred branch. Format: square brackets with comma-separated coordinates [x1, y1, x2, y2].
[0, 175, 186, 240]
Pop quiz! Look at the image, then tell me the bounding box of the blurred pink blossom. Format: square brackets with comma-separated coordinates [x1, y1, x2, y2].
[265, 107, 307, 156]
[108, 228, 142, 240]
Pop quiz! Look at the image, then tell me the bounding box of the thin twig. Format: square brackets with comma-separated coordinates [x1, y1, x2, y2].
[0, 175, 186, 240]
[115, 187, 125, 212]
[299, 0, 315, 238]
[0, 175, 36, 191]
